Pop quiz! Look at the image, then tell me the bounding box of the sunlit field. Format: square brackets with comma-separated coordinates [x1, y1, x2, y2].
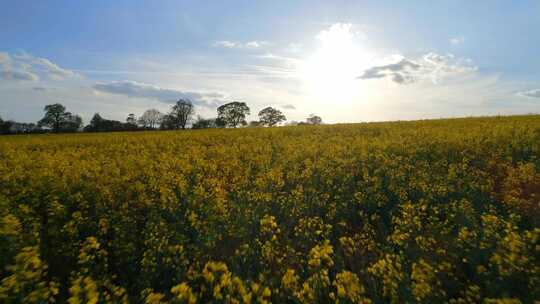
[1, 115, 539, 303]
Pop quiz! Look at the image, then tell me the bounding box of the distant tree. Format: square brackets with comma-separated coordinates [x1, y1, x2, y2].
[0, 116, 13, 134]
[90, 113, 104, 127]
[159, 114, 175, 130]
[215, 117, 227, 128]
[306, 114, 323, 125]
[0, 116, 45, 134]
[9, 122, 40, 133]
[37, 103, 66, 132]
[258, 107, 286, 126]
[38, 103, 82, 132]
[126, 113, 137, 125]
[61, 113, 83, 132]
[248, 120, 262, 127]
[167, 99, 195, 129]
[84, 113, 126, 132]
[217, 102, 250, 128]
[138, 109, 163, 129]
[124, 113, 139, 131]
[192, 116, 218, 129]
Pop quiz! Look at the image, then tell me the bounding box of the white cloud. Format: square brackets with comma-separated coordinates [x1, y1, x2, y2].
[32, 86, 53, 92]
[517, 89, 540, 98]
[92, 80, 224, 107]
[0, 52, 11, 64]
[0, 51, 77, 83]
[286, 43, 303, 53]
[450, 36, 465, 45]
[214, 40, 238, 48]
[213, 40, 269, 49]
[310, 69, 537, 123]
[255, 53, 301, 74]
[0, 52, 39, 82]
[245, 41, 264, 48]
[33, 57, 76, 79]
[0, 70, 39, 82]
[316, 23, 356, 44]
[281, 104, 296, 110]
[358, 52, 477, 85]
[14, 52, 77, 79]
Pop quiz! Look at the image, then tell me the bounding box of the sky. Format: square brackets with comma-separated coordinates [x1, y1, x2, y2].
[1, 0, 539, 124]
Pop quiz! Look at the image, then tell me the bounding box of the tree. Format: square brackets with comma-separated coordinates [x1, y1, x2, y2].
[192, 116, 218, 129]
[306, 114, 323, 125]
[126, 113, 137, 125]
[0, 116, 13, 134]
[248, 120, 262, 127]
[124, 113, 139, 131]
[61, 113, 83, 132]
[258, 107, 286, 127]
[38, 103, 82, 132]
[168, 99, 195, 129]
[215, 117, 226, 128]
[37, 103, 66, 132]
[138, 109, 163, 129]
[90, 113, 104, 127]
[84, 113, 126, 132]
[0, 116, 45, 134]
[217, 102, 250, 128]
[159, 114, 174, 130]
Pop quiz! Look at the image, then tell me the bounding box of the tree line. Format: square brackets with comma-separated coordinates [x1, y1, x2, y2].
[0, 100, 323, 134]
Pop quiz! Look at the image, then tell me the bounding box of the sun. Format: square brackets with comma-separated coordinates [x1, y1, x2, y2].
[300, 23, 373, 102]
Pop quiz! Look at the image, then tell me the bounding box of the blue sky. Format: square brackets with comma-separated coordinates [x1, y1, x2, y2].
[1, 0, 539, 123]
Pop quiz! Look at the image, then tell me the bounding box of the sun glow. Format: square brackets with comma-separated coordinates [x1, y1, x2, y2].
[301, 24, 373, 102]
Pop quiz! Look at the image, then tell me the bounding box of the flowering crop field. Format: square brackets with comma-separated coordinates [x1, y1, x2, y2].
[0, 115, 539, 303]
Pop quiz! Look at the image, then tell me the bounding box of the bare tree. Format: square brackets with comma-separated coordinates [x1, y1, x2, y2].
[168, 99, 195, 129]
[138, 109, 163, 129]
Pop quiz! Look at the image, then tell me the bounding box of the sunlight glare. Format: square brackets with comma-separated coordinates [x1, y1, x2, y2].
[301, 23, 373, 102]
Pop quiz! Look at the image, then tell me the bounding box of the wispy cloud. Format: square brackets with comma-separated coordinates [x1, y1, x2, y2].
[0, 70, 39, 81]
[32, 86, 54, 92]
[316, 23, 366, 43]
[517, 88, 540, 98]
[449, 36, 465, 45]
[0, 52, 10, 64]
[358, 52, 477, 85]
[24, 56, 76, 79]
[0, 52, 38, 82]
[280, 104, 296, 110]
[213, 40, 269, 49]
[0, 51, 78, 82]
[92, 80, 225, 107]
[286, 43, 303, 53]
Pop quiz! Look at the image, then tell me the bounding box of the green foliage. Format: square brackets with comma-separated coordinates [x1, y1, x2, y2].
[38, 103, 82, 132]
[0, 115, 539, 303]
[258, 107, 286, 127]
[217, 102, 250, 128]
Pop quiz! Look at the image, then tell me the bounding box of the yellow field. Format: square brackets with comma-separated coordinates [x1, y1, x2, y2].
[1, 115, 539, 303]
